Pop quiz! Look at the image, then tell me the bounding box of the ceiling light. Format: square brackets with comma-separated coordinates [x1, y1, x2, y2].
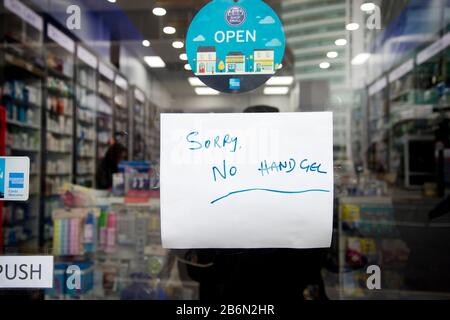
[327, 51, 338, 59]
[184, 64, 192, 71]
[264, 87, 289, 95]
[195, 88, 219, 95]
[172, 41, 184, 49]
[107, 0, 116, 3]
[144, 56, 166, 68]
[346, 23, 360, 31]
[351, 53, 371, 65]
[188, 77, 206, 86]
[179, 53, 188, 61]
[266, 76, 294, 86]
[361, 2, 376, 11]
[163, 26, 176, 35]
[335, 38, 347, 46]
[152, 7, 166, 16]
[142, 40, 150, 47]
[319, 62, 331, 69]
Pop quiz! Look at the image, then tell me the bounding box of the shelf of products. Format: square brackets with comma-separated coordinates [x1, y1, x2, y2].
[367, 77, 389, 174]
[338, 196, 410, 299]
[75, 45, 98, 188]
[145, 103, 160, 163]
[43, 23, 76, 247]
[130, 86, 146, 161]
[96, 62, 114, 162]
[44, 166, 193, 300]
[113, 74, 129, 151]
[0, 0, 44, 249]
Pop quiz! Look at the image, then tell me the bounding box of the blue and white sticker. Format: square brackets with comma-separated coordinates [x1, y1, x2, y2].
[0, 157, 30, 201]
[186, 0, 286, 93]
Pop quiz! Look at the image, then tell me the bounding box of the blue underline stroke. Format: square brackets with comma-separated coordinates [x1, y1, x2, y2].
[210, 188, 331, 204]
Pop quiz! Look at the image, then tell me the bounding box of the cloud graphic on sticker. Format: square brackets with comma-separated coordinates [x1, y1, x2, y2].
[259, 16, 276, 24]
[265, 38, 282, 47]
[193, 35, 206, 42]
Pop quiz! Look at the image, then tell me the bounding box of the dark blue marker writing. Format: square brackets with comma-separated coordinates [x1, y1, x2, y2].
[212, 160, 237, 182]
[258, 158, 327, 176]
[185, 132, 239, 153]
[287, 159, 296, 173]
[300, 159, 327, 174]
[186, 131, 202, 150]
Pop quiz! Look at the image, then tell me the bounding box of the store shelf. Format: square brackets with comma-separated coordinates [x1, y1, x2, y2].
[46, 172, 71, 176]
[4, 52, 45, 78]
[48, 67, 73, 81]
[47, 129, 73, 136]
[7, 120, 40, 130]
[2, 95, 41, 109]
[8, 146, 40, 153]
[47, 149, 72, 154]
[47, 87, 73, 98]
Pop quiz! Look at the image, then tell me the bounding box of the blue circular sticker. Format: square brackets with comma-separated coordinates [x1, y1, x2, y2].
[186, 0, 286, 94]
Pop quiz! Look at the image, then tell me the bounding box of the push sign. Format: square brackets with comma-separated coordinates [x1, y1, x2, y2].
[0, 256, 54, 288]
[186, 0, 286, 94]
[0, 157, 30, 201]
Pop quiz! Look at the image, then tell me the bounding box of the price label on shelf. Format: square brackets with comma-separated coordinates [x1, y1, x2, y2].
[0, 157, 30, 201]
[77, 45, 98, 69]
[4, 0, 43, 32]
[47, 23, 75, 53]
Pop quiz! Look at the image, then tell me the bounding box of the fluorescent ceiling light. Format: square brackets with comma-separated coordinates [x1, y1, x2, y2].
[179, 53, 188, 61]
[327, 51, 338, 59]
[152, 7, 166, 16]
[335, 38, 347, 46]
[346, 23, 360, 31]
[361, 2, 376, 11]
[163, 26, 176, 35]
[266, 76, 294, 86]
[319, 62, 330, 69]
[195, 87, 219, 95]
[107, 0, 116, 3]
[351, 53, 371, 65]
[142, 40, 150, 47]
[172, 41, 184, 49]
[184, 64, 192, 71]
[188, 77, 206, 87]
[144, 56, 166, 68]
[264, 87, 289, 95]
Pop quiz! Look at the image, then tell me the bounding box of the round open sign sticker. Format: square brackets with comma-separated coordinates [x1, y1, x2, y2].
[186, 0, 286, 94]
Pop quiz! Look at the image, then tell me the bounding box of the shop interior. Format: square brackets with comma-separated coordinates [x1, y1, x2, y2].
[1, 0, 450, 300]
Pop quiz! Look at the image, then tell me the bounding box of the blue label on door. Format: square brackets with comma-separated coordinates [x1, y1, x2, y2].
[186, 0, 286, 94]
[229, 78, 241, 90]
[9, 173, 25, 189]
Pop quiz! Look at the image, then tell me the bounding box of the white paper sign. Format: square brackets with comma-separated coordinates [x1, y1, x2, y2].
[0, 256, 54, 288]
[0, 157, 30, 201]
[161, 112, 334, 249]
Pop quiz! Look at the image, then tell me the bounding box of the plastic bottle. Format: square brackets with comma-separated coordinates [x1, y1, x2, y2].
[84, 211, 95, 253]
[105, 212, 117, 253]
[99, 210, 108, 251]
